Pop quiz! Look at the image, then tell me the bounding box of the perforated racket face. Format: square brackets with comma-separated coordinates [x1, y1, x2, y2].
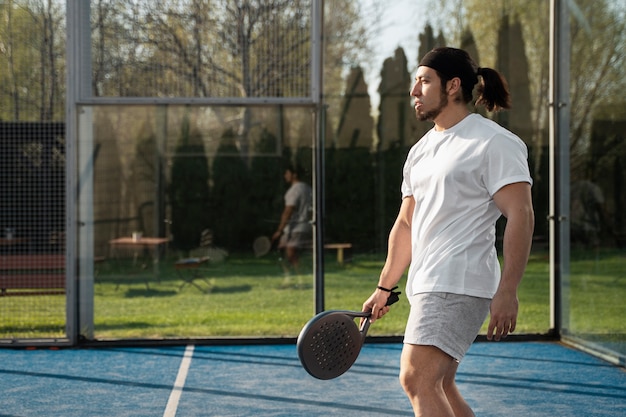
[297, 311, 368, 380]
[253, 236, 271, 257]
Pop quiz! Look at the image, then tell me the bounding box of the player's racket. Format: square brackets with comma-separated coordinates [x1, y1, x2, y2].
[297, 288, 400, 380]
[253, 236, 272, 257]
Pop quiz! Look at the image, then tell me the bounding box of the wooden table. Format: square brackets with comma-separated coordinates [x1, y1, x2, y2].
[109, 236, 170, 248]
[109, 237, 170, 289]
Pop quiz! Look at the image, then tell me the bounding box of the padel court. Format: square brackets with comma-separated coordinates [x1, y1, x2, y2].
[1, 341, 624, 417]
[2, 2, 625, 417]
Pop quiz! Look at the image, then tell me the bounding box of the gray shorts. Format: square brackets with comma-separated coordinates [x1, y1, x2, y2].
[279, 230, 312, 249]
[403, 292, 491, 361]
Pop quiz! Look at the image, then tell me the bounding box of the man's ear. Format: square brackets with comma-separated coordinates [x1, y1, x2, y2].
[447, 77, 462, 96]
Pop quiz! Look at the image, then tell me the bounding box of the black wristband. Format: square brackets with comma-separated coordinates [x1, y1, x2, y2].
[377, 285, 398, 293]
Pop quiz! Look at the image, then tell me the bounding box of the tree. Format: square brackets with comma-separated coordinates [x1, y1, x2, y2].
[248, 127, 286, 238]
[377, 47, 412, 150]
[211, 127, 252, 251]
[92, 0, 140, 97]
[334, 66, 374, 149]
[374, 47, 415, 249]
[169, 114, 211, 252]
[0, 0, 64, 121]
[568, 1, 626, 172]
[325, 65, 376, 248]
[322, 0, 378, 130]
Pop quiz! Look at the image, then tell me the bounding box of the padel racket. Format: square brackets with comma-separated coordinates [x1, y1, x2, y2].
[253, 236, 272, 257]
[297, 288, 400, 380]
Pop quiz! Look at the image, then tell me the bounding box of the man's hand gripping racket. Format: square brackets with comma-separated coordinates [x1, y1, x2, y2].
[296, 287, 401, 380]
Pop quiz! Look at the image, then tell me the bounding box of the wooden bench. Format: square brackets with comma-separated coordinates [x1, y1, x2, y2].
[324, 243, 353, 265]
[0, 254, 65, 296]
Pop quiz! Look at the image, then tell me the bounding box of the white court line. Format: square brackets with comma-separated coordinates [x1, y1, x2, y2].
[163, 344, 195, 417]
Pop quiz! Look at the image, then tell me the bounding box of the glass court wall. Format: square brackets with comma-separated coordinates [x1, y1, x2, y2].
[77, 104, 318, 339]
[73, 0, 322, 340]
[0, 0, 624, 365]
[561, 1, 626, 364]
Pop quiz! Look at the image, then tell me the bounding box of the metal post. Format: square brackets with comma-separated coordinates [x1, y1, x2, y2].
[311, 0, 325, 314]
[549, 0, 571, 336]
[66, 0, 93, 342]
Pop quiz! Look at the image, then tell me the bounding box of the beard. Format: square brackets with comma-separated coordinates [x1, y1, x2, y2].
[416, 91, 448, 121]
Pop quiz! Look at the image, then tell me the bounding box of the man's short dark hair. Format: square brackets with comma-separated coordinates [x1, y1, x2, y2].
[286, 163, 306, 178]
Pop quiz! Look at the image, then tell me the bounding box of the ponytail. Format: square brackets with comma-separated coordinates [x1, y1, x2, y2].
[475, 67, 511, 112]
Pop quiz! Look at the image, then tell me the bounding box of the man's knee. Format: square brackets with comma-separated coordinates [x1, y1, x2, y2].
[400, 345, 450, 396]
[399, 364, 425, 397]
[400, 365, 444, 395]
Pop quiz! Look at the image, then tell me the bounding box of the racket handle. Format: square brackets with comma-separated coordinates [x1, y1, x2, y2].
[360, 288, 399, 332]
[385, 288, 401, 306]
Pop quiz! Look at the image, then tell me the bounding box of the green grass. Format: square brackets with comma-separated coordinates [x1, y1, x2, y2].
[567, 248, 626, 335]
[1, 249, 624, 343]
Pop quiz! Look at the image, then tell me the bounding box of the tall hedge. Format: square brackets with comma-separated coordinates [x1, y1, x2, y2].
[169, 117, 211, 252]
[249, 129, 287, 238]
[211, 128, 252, 251]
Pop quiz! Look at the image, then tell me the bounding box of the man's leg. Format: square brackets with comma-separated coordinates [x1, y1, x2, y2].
[285, 246, 299, 271]
[400, 344, 474, 417]
[443, 360, 475, 417]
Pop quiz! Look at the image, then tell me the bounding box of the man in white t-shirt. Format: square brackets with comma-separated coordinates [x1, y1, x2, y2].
[362, 47, 534, 416]
[272, 164, 312, 273]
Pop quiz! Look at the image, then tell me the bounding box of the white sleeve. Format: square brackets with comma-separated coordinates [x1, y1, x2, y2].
[483, 134, 533, 196]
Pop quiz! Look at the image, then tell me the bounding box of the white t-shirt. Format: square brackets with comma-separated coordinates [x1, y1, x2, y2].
[401, 113, 532, 299]
[284, 181, 312, 234]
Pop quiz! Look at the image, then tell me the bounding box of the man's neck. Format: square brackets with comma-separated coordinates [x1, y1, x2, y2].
[433, 105, 471, 131]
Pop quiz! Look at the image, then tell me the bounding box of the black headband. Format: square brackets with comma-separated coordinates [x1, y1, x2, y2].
[419, 47, 479, 88]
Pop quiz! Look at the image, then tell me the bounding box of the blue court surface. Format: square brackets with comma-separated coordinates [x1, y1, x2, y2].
[0, 341, 624, 416]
